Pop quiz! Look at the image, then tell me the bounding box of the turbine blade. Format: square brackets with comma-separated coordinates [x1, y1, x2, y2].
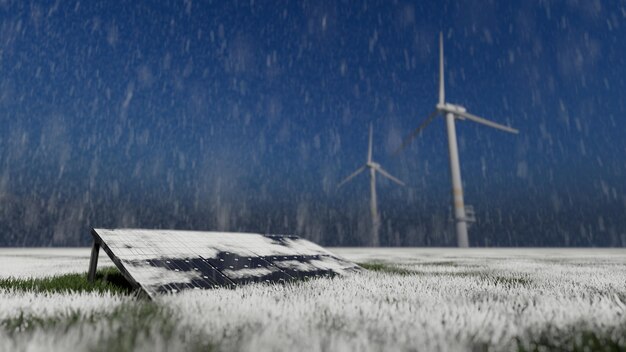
[376, 167, 405, 186]
[393, 109, 439, 155]
[455, 110, 519, 134]
[367, 123, 373, 163]
[439, 32, 445, 105]
[337, 165, 366, 188]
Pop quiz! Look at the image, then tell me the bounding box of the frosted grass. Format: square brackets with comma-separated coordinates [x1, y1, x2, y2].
[161, 262, 626, 352]
[0, 290, 137, 352]
[0, 289, 130, 320]
[0, 248, 112, 278]
[0, 248, 625, 351]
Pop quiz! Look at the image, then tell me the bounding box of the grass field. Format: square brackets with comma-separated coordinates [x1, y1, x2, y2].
[0, 248, 625, 351]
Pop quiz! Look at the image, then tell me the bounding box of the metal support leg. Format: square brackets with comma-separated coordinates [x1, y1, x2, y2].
[88, 239, 100, 282]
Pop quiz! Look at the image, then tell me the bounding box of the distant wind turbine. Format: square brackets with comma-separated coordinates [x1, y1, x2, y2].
[339, 124, 405, 246]
[395, 32, 519, 248]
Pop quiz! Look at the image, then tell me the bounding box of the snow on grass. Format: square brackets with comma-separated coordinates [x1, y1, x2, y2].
[0, 288, 130, 321]
[0, 298, 187, 352]
[0, 248, 112, 278]
[0, 248, 624, 351]
[0, 267, 134, 296]
[161, 261, 626, 352]
[0, 287, 138, 352]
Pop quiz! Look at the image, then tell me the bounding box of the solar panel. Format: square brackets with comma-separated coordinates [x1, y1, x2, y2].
[88, 228, 360, 297]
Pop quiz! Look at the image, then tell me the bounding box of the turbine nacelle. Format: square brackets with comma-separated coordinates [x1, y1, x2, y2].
[367, 162, 380, 169]
[436, 103, 467, 115]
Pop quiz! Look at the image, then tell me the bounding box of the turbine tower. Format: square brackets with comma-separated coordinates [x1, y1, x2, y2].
[339, 124, 405, 246]
[396, 32, 519, 248]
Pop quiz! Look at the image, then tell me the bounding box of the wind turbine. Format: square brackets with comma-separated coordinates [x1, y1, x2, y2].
[395, 32, 519, 248]
[339, 124, 405, 246]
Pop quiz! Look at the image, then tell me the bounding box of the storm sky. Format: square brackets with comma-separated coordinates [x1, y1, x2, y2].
[0, 0, 625, 246]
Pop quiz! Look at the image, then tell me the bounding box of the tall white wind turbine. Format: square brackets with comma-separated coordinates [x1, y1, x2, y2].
[339, 124, 405, 246]
[396, 32, 519, 248]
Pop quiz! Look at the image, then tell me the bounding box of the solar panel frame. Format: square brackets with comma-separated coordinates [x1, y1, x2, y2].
[88, 228, 360, 298]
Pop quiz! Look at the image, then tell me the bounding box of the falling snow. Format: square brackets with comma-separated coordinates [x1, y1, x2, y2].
[0, 1, 624, 247]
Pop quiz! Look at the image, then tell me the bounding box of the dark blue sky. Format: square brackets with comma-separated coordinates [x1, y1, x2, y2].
[0, 0, 625, 246]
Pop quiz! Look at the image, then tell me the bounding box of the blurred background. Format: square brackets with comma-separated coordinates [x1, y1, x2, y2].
[0, 0, 624, 247]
